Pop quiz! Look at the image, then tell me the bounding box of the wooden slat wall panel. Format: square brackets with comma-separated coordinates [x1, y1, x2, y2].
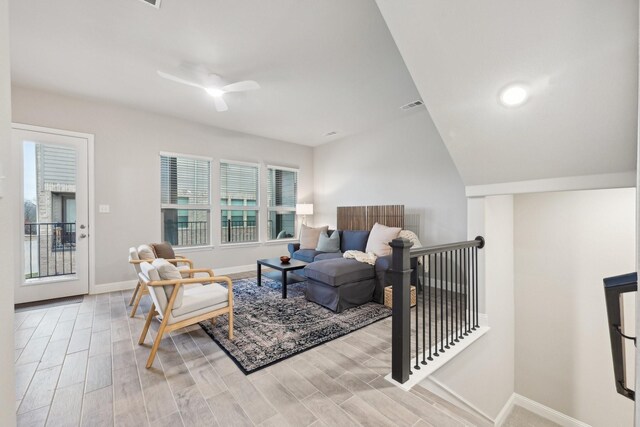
[337, 205, 404, 231]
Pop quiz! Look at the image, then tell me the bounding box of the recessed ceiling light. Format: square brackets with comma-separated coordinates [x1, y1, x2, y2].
[325, 131, 338, 137]
[499, 84, 529, 107]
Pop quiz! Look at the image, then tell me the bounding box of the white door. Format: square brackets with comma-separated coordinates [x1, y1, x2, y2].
[14, 126, 90, 303]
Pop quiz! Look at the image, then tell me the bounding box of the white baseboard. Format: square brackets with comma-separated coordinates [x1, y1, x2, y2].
[495, 393, 591, 427]
[494, 393, 517, 426]
[385, 314, 490, 391]
[90, 264, 257, 295]
[422, 377, 496, 424]
[91, 280, 137, 294]
[215, 264, 255, 275]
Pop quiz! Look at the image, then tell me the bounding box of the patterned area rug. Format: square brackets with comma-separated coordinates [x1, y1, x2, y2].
[200, 276, 391, 374]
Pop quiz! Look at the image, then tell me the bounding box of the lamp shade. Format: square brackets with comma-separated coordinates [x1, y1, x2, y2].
[296, 203, 314, 215]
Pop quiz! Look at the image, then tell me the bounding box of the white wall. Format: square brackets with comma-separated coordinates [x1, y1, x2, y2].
[313, 110, 467, 245]
[514, 188, 635, 427]
[11, 86, 314, 289]
[0, 0, 17, 424]
[424, 195, 515, 419]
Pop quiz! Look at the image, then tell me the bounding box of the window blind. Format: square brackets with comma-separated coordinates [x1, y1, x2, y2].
[268, 167, 298, 208]
[220, 162, 259, 206]
[161, 155, 210, 206]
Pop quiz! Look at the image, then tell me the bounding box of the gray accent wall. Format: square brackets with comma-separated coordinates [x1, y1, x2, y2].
[313, 109, 467, 245]
[11, 86, 314, 287]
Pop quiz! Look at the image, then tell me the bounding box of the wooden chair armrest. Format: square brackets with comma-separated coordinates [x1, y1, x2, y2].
[179, 268, 215, 276]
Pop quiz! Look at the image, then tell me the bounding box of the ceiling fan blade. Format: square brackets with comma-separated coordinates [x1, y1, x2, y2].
[222, 80, 261, 92]
[213, 96, 229, 112]
[157, 70, 205, 90]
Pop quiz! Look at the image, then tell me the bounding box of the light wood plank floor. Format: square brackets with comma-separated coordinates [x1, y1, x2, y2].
[14, 273, 491, 427]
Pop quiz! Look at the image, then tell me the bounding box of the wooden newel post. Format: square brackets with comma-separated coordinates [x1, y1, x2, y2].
[390, 237, 413, 384]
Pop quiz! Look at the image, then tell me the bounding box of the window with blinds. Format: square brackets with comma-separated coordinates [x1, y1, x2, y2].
[267, 166, 298, 240]
[160, 154, 211, 247]
[220, 161, 259, 244]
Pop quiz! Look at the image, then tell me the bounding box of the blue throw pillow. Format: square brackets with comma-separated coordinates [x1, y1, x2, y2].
[341, 230, 370, 252]
[316, 231, 341, 252]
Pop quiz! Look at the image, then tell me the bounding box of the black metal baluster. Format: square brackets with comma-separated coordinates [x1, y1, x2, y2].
[474, 246, 479, 328]
[440, 252, 449, 352]
[434, 254, 440, 357]
[421, 254, 427, 365]
[452, 250, 460, 345]
[465, 247, 470, 335]
[414, 254, 420, 371]
[427, 254, 433, 361]
[444, 251, 449, 350]
[459, 248, 463, 339]
[440, 252, 445, 353]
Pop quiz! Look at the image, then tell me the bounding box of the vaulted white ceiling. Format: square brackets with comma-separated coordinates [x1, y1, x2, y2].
[376, 0, 638, 186]
[9, 0, 420, 146]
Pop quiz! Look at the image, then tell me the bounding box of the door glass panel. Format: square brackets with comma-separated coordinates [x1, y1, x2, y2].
[23, 141, 77, 280]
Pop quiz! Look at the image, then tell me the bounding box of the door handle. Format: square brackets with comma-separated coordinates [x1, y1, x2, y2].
[80, 234, 87, 239]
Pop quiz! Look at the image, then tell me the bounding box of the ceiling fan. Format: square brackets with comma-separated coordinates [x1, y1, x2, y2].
[157, 69, 260, 112]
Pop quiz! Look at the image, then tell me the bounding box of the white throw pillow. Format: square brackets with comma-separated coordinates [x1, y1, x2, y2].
[299, 224, 329, 250]
[365, 222, 401, 257]
[152, 258, 185, 309]
[137, 244, 156, 261]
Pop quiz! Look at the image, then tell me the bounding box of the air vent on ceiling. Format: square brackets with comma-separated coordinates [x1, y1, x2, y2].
[138, 0, 161, 8]
[400, 100, 424, 110]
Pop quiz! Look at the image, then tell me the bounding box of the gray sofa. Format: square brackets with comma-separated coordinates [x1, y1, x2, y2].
[288, 230, 405, 312]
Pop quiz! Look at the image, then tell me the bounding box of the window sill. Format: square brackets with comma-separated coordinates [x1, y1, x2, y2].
[219, 242, 262, 249]
[175, 245, 215, 253]
[264, 239, 298, 245]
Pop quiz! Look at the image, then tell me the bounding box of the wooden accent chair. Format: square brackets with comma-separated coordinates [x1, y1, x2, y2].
[137, 259, 234, 368]
[128, 244, 194, 317]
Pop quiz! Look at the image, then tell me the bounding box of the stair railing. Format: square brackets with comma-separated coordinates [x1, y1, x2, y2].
[603, 272, 637, 401]
[390, 236, 485, 384]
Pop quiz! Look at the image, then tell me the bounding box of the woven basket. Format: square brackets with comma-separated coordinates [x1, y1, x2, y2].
[384, 285, 416, 308]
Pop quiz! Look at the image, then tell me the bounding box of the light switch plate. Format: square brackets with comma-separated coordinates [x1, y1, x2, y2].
[99, 204, 110, 213]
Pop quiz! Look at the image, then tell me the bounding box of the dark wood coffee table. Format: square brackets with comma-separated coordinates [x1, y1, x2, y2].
[257, 258, 308, 298]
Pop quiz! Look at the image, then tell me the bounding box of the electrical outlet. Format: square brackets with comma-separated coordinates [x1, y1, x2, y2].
[99, 204, 110, 214]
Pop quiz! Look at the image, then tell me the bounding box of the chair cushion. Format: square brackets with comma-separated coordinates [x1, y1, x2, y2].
[341, 230, 370, 253]
[293, 249, 322, 263]
[171, 283, 229, 318]
[152, 259, 184, 309]
[316, 231, 340, 252]
[314, 252, 343, 261]
[151, 242, 177, 264]
[138, 244, 156, 261]
[299, 224, 329, 249]
[365, 223, 401, 257]
[177, 265, 191, 279]
[304, 258, 375, 287]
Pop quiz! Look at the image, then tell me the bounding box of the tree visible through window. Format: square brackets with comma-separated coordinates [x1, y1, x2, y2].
[268, 166, 298, 240]
[160, 154, 211, 247]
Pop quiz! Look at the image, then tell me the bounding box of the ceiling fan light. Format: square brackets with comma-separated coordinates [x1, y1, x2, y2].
[205, 87, 225, 97]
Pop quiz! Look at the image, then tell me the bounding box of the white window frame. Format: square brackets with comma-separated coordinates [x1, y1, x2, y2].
[267, 165, 299, 241]
[219, 159, 261, 245]
[160, 152, 213, 248]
